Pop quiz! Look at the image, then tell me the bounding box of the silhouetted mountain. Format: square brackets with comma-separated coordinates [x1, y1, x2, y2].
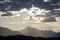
[53, 32, 60, 37]
[20, 26, 56, 38]
[0, 26, 23, 36]
[0, 35, 60, 40]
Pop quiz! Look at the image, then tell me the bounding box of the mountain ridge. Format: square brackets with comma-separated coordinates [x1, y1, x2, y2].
[20, 26, 56, 38]
[0, 26, 23, 36]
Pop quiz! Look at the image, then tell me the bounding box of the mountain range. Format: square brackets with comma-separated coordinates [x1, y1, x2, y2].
[0, 26, 60, 38]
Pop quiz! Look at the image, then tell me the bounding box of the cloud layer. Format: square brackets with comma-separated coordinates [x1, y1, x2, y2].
[1, 5, 60, 22]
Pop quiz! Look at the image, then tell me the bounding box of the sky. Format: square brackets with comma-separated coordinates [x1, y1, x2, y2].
[0, 0, 60, 32]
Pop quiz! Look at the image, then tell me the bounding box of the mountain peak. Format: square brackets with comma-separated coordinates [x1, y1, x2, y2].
[20, 26, 56, 38]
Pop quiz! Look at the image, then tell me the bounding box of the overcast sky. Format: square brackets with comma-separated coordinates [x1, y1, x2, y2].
[0, 0, 60, 32]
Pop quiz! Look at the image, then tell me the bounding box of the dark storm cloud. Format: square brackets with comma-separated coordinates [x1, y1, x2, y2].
[51, 10, 60, 17]
[1, 12, 13, 17]
[0, 0, 60, 11]
[44, 10, 60, 17]
[42, 17, 56, 22]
